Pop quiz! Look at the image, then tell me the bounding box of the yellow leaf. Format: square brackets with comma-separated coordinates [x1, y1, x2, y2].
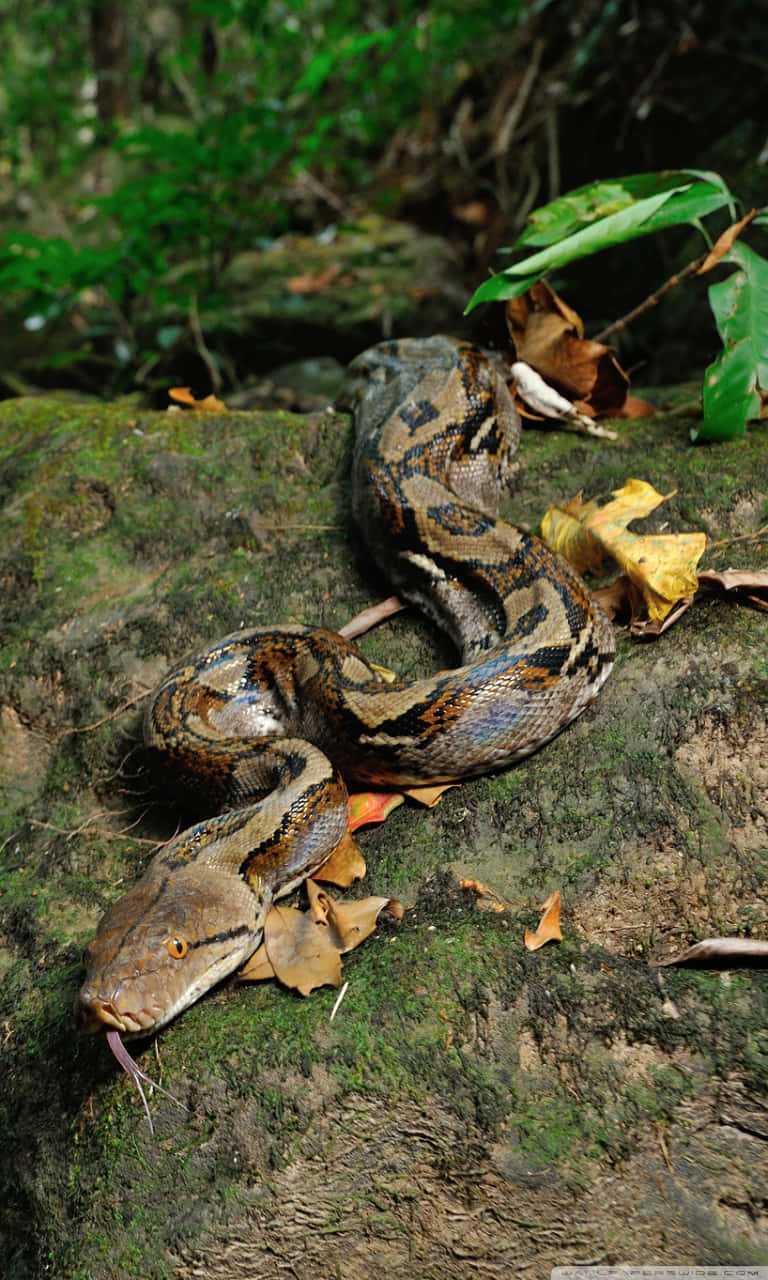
[169, 386, 228, 411]
[543, 479, 706, 623]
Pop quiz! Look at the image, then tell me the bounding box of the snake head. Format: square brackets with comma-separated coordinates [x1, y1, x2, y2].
[77, 861, 264, 1035]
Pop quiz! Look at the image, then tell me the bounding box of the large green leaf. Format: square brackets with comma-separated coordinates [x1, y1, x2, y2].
[696, 240, 768, 441]
[509, 171, 726, 250]
[465, 174, 732, 311]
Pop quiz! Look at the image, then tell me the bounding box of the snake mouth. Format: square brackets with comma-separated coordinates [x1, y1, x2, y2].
[78, 995, 161, 1036]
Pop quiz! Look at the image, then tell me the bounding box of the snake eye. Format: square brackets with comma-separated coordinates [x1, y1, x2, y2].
[166, 935, 188, 959]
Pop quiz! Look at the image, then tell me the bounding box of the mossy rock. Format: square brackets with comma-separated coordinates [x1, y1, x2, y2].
[1, 391, 767, 1278]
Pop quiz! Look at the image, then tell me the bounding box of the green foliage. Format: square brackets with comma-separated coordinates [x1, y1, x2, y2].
[466, 171, 735, 306]
[466, 171, 767, 442]
[0, 0, 524, 384]
[698, 240, 768, 442]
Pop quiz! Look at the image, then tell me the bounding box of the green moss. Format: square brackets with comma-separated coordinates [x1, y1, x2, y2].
[2, 392, 767, 1274]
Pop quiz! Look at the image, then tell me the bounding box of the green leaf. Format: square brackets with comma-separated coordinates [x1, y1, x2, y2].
[465, 174, 732, 312]
[511, 171, 709, 249]
[695, 241, 768, 441]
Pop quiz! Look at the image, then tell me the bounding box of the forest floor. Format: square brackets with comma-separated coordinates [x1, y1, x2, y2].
[1, 368, 767, 1277]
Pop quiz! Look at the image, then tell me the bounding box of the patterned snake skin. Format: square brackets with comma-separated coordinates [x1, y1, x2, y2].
[78, 336, 614, 1035]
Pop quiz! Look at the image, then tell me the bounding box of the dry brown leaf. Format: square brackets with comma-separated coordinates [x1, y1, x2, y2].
[697, 568, 768, 610]
[543, 479, 707, 624]
[657, 937, 768, 968]
[236, 944, 275, 983]
[313, 831, 366, 886]
[595, 566, 768, 636]
[460, 878, 507, 913]
[614, 394, 656, 419]
[264, 901, 342, 994]
[238, 884, 403, 994]
[401, 782, 458, 807]
[524, 890, 563, 951]
[505, 281, 629, 417]
[286, 263, 342, 294]
[452, 200, 492, 227]
[696, 209, 758, 275]
[168, 386, 228, 411]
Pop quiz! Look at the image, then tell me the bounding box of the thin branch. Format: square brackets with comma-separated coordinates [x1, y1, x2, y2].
[56, 691, 149, 740]
[189, 295, 222, 394]
[593, 252, 708, 343]
[705, 523, 768, 551]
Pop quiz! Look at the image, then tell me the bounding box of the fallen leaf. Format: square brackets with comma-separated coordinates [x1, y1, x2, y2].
[401, 782, 458, 807]
[614, 394, 656, 419]
[696, 209, 758, 275]
[697, 567, 768, 611]
[524, 890, 563, 951]
[348, 791, 404, 832]
[656, 937, 768, 968]
[168, 386, 228, 411]
[594, 566, 768, 636]
[235, 945, 275, 983]
[314, 830, 367, 884]
[239, 884, 403, 994]
[505, 281, 629, 417]
[543, 479, 707, 623]
[452, 200, 492, 227]
[460, 878, 507, 912]
[286, 263, 342, 294]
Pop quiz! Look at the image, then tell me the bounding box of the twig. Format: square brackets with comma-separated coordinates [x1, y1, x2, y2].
[29, 807, 158, 845]
[545, 103, 560, 201]
[594, 252, 708, 342]
[56, 692, 148, 740]
[249, 520, 341, 532]
[189, 295, 222, 394]
[329, 981, 349, 1022]
[492, 41, 544, 159]
[705, 523, 768, 551]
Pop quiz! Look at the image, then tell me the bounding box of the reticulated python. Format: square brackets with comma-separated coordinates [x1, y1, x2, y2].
[78, 335, 614, 1039]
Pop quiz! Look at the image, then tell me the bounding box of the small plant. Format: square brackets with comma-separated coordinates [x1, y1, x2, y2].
[466, 171, 768, 441]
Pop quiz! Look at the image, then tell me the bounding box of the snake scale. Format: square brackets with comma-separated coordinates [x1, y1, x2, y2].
[78, 335, 614, 1040]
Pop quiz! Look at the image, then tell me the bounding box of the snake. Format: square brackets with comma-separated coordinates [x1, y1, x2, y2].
[78, 335, 614, 1053]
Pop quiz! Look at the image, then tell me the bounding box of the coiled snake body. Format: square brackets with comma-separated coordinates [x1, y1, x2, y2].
[79, 336, 614, 1036]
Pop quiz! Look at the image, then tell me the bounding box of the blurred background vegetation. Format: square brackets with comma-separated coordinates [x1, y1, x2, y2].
[1, 0, 766, 397]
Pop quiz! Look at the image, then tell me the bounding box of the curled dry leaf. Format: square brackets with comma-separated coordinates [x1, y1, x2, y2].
[505, 281, 629, 418]
[286, 263, 343, 294]
[543, 479, 706, 624]
[460, 878, 507, 913]
[314, 830, 367, 885]
[524, 890, 563, 951]
[168, 386, 228, 411]
[696, 209, 758, 276]
[594, 566, 768, 636]
[697, 568, 768, 611]
[657, 937, 768, 969]
[239, 882, 403, 995]
[401, 781, 458, 807]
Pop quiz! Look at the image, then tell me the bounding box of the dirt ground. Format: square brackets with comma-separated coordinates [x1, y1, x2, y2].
[0, 386, 766, 1278]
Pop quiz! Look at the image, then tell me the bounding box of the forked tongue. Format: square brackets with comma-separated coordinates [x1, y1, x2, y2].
[106, 1029, 188, 1135]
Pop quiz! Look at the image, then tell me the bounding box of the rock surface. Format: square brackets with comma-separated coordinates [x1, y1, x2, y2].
[0, 390, 766, 1277]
